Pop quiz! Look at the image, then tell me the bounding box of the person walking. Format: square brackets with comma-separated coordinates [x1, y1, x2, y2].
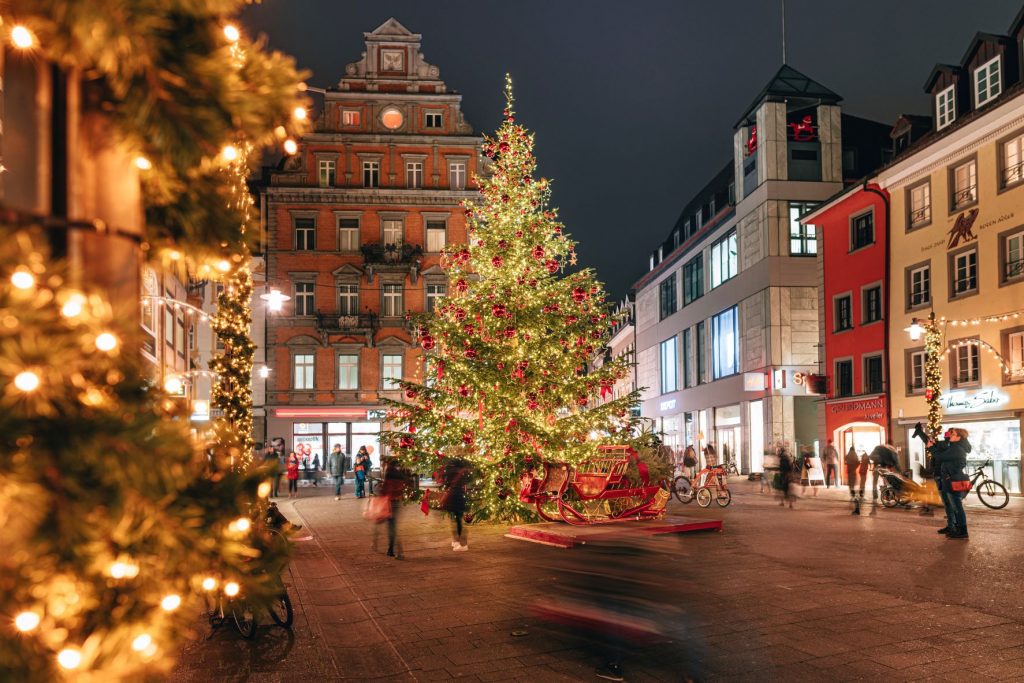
[269, 438, 286, 498]
[930, 428, 972, 539]
[354, 446, 371, 498]
[310, 453, 321, 487]
[443, 458, 470, 551]
[375, 457, 408, 558]
[777, 446, 795, 508]
[329, 444, 346, 500]
[801, 446, 821, 497]
[285, 451, 300, 498]
[845, 445, 861, 515]
[823, 440, 839, 488]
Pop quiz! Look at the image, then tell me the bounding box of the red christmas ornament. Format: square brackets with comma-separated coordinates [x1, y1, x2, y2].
[405, 389, 418, 400]
[498, 240, 508, 249]
[399, 436, 415, 449]
[492, 255, 504, 268]
[492, 303, 507, 318]
[455, 308, 467, 321]
[465, 347, 478, 359]
[531, 245, 545, 260]
[503, 327, 516, 339]
[526, 394, 539, 410]
[925, 388, 934, 401]
[421, 335, 435, 350]
[499, 141, 510, 152]
[462, 431, 475, 446]
[458, 384, 470, 397]
[456, 278, 468, 293]
[572, 287, 588, 303]
[545, 259, 559, 274]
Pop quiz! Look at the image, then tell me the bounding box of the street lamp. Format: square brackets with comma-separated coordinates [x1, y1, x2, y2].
[259, 288, 290, 312]
[904, 311, 943, 439]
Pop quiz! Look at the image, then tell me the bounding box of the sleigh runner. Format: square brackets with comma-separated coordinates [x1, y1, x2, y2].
[518, 445, 669, 525]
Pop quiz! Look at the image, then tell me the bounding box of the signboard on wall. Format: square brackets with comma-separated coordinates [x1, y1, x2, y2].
[940, 388, 1009, 414]
[827, 396, 887, 423]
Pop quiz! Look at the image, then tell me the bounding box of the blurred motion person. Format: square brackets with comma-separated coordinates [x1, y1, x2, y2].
[442, 457, 470, 551]
[845, 445, 861, 515]
[376, 456, 408, 558]
[823, 439, 839, 488]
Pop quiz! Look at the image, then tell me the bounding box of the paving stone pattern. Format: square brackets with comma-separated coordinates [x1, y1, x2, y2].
[171, 480, 1024, 681]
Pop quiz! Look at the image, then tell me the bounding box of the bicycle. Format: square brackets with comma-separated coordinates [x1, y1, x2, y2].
[674, 464, 731, 507]
[966, 459, 1010, 510]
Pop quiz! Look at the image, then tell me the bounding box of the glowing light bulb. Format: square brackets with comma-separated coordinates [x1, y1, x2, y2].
[11, 270, 35, 290]
[258, 365, 271, 379]
[257, 481, 271, 498]
[95, 332, 119, 352]
[14, 371, 40, 392]
[220, 145, 239, 162]
[223, 24, 240, 42]
[217, 259, 231, 273]
[131, 633, 152, 652]
[61, 295, 85, 318]
[11, 25, 35, 49]
[160, 594, 181, 611]
[164, 376, 183, 394]
[201, 577, 217, 591]
[57, 648, 82, 670]
[224, 582, 240, 597]
[283, 138, 298, 155]
[230, 517, 251, 533]
[134, 156, 152, 170]
[293, 106, 308, 121]
[14, 611, 40, 632]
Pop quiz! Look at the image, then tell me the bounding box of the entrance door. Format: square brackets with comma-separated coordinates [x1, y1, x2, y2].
[716, 426, 742, 473]
[836, 423, 884, 485]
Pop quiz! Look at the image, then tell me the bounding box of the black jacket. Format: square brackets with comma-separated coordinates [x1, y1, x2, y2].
[928, 438, 971, 486]
[870, 445, 899, 470]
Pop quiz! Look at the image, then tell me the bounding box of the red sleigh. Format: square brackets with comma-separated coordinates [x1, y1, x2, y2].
[518, 445, 669, 525]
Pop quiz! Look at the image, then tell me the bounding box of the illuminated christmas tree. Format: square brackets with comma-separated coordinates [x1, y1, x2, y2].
[384, 76, 639, 522]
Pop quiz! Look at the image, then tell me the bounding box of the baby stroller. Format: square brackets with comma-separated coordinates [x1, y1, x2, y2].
[879, 468, 941, 508]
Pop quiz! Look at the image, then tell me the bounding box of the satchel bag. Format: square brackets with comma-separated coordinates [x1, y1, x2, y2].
[949, 477, 972, 492]
[362, 495, 391, 522]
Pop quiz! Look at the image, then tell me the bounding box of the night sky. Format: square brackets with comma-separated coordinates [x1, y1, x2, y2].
[242, 1, 1022, 299]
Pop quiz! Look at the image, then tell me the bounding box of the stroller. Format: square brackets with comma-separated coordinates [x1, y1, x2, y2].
[879, 468, 941, 508]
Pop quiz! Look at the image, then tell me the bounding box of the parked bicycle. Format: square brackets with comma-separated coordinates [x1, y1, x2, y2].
[881, 459, 1008, 510]
[672, 464, 731, 507]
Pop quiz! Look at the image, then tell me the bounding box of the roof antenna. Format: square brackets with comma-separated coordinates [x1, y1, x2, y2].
[781, 0, 787, 65]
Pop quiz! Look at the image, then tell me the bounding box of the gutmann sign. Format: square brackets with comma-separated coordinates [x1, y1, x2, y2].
[828, 396, 887, 423]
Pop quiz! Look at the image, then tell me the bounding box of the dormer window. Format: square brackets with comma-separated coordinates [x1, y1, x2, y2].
[975, 56, 1001, 108]
[936, 85, 956, 130]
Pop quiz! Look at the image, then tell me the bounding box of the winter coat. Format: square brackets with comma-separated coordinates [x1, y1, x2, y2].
[286, 454, 300, 480]
[380, 460, 407, 500]
[930, 438, 971, 490]
[442, 460, 469, 514]
[857, 453, 869, 476]
[328, 449, 345, 475]
[824, 446, 839, 466]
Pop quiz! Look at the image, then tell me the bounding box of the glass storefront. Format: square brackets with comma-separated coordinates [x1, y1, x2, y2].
[292, 421, 382, 471]
[905, 418, 1021, 493]
[835, 423, 885, 486]
[749, 400, 764, 473]
[715, 404, 742, 472]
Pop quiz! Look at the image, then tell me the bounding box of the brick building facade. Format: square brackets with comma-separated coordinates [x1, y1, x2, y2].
[260, 18, 482, 466]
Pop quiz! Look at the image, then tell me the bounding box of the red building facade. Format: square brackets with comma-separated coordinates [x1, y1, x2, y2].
[260, 18, 482, 464]
[803, 184, 890, 476]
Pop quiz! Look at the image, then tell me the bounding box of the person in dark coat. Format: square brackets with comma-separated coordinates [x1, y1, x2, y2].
[930, 428, 972, 539]
[845, 445, 861, 514]
[823, 440, 839, 488]
[777, 447, 795, 508]
[376, 457, 408, 558]
[443, 458, 471, 550]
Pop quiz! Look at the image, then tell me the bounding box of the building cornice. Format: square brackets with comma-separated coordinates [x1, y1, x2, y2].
[304, 132, 481, 146]
[264, 188, 476, 206]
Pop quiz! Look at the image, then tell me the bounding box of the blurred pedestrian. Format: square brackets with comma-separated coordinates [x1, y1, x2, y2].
[703, 442, 718, 468]
[270, 437, 286, 498]
[683, 444, 698, 479]
[286, 451, 300, 498]
[354, 445, 371, 498]
[374, 457, 408, 558]
[823, 440, 839, 488]
[761, 446, 779, 494]
[931, 428, 972, 539]
[777, 446, 795, 508]
[845, 445, 861, 514]
[858, 451, 869, 500]
[310, 452, 321, 487]
[801, 446, 821, 497]
[329, 443, 346, 500]
[443, 458, 470, 551]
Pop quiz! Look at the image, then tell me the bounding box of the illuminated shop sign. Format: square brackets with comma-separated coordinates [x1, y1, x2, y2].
[940, 388, 1009, 414]
[659, 399, 676, 412]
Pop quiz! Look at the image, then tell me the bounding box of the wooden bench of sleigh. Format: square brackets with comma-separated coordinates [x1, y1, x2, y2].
[518, 445, 669, 525]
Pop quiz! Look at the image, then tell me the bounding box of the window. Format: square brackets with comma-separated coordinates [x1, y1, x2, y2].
[789, 202, 817, 255]
[1008, 332, 1024, 378]
[425, 111, 443, 128]
[710, 231, 737, 288]
[449, 161, 466, 190]
[909, 350, 925, 393]
[382, 353, 403, 389]
[834, 359, 853, 398]
[405, 161, 423, 189]
[952, 249, 978, 296]
[850, 211, 874, 250]
[294, 282, 315, 316]
[659, 273, 677, 320]
[338, 354, 359, 390]
[362, 160, 379, 188]
[318, 159, 336, 188]
[293, 353, 315, 390]
[342, 110, 361, 126]
[936, 85, 956, 129]
[862, 285, 882, 324]
[696, 321, 707, 384]
[338, 218, 359, 251]
[175, 311, 185, 358]
[909, 264, 931, 308]
[909, 182, 931, 228]
[295, 217, 316, 250]
[682, 328, 692, 388]
[834, 295, 852, 331]
[864, 355, 883, 394]
[1006, 230, 1024, 281]
[683, 254, 703, 305]
[951, 159, 977, 210]
[659, 337, 678, 394]
[338, 284, 359, 316]
[1002, 133, 1024, 188]
[955, 343, 980, 386]
[974, 56, 1002, 107]
[426, 221, 446, 252]
[426, 283, 446, 313]
[382, 219, 403, 246]
[381, 284, 403, 317]
[711, 306, 739, 379]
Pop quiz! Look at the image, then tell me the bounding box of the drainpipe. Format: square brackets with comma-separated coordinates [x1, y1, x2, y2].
[861, 181, 893, 449]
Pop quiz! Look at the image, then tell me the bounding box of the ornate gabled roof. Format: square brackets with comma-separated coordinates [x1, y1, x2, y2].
[365, 17, 419, 41]
[338, 17, 446, 88]
[735, 64, 842, 127]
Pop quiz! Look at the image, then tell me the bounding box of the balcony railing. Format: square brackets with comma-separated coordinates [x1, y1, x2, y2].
[909, 205, 931, 228]
[1005, 259, 1024, 281]
[360, 242, 424, 283]
[314, 311, 378, 346]
[952, 185, 977, 210]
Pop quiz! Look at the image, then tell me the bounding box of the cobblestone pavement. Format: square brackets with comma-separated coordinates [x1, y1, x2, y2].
[171, 479, 1024, 682]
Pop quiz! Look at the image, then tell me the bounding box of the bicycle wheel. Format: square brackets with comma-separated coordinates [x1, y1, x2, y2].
[232, 600, 257, 639]
[672, 476, 694, 504]
[880, 488, 898, 508]
[695, 488, 712, 508]
[268, 589, 294, 628]
[977, 479, 1009, 510]
[716, 488, 732, 507]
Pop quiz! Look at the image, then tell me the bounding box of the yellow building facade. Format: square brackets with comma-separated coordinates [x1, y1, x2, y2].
[882, 87, 1024, 494]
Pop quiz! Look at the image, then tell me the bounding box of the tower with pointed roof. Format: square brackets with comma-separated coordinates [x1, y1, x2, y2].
[257, 19, 483, 461]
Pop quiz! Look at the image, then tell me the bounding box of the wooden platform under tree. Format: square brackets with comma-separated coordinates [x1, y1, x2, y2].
[505, 515, 723, 548]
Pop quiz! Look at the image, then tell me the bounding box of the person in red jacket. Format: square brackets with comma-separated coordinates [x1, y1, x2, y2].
[286, 451, 300, 498]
